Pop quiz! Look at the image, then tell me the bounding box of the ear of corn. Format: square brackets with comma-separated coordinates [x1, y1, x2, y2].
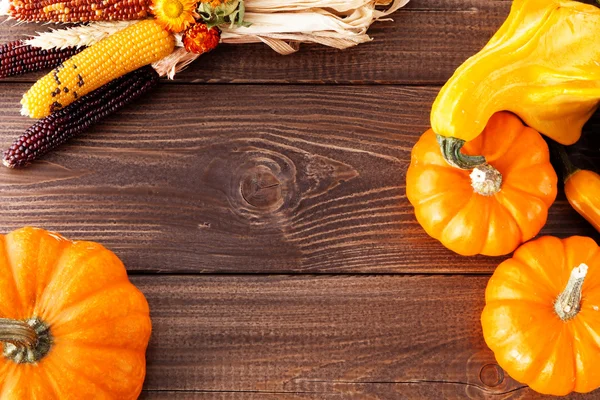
[21, 19, 174, 119]
[5, 0, 150, 22]
[0, 40, 82, 79]
[4, 66, 159, 168]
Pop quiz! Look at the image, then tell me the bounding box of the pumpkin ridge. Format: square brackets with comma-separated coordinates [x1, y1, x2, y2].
[414, 190, 473, 235]
[496, 188, 550, 242]
[502, 320, 562, 385]
[513, 237, 565, 295]
[580, 320, 600, 356]
[567, 323, 580, 394]
[493, 192, 525, 245]
[8, 228, 44, 317]
[0, 358, 13, 395]
[0, 236, 23, 319]
[1, 236, 25, 318]
[484, 302, 559, 365]
[486, 298, 553, 311]
[52, 344, 146, 399]
[37, 245, 111, 322]
[34, 360, 61, 400]
[33, 239, 76, 320]
[47, 280, 135, 328]
[480, 200, 520, 256]
[485, 270, 553, 305]
[2, 236, 27, 317]
[53, 340, 148, 354]
[52, 311, 151, 344]
[440, 193, 490, 254]
[499, 180, 552, 205]
[411, 188, 468, 207]
[526, 324, 576, 395]
[44, 354, 115, 398]
[501, 168, 557, 207]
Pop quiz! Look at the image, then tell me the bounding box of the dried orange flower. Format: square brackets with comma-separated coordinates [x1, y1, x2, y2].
[151, 0, 198, 33]
[183, 23, 221, 54]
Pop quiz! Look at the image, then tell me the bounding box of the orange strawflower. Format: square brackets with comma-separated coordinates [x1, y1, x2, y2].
[183, 23, 221, 55]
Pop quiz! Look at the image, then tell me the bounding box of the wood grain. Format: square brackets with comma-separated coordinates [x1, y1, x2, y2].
[1, 84, 598, 273]
[134, 274, 589, 399]
[0, 0, 511, 84]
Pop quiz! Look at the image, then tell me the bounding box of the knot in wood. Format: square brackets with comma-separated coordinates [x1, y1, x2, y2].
[479, 363, 504, 387]
[227, 151, 299, 225]
[240, 165, 283, 210]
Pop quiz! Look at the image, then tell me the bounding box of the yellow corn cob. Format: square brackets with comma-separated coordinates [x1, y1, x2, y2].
[21, 19, 174, 119]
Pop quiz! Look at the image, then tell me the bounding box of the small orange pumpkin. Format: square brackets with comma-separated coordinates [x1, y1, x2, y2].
[482, 235, 600, 396]
[406, 111, 558, 256]
[0, 227, 151, 399]
[565, 169, 600, 232]
[554, 143, 600, 233]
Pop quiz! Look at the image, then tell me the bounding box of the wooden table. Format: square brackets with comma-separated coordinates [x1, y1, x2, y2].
[2, 1, 600, 398]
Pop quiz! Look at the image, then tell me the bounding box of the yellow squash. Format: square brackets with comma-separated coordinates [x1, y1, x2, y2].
[431, 0, 600, 168]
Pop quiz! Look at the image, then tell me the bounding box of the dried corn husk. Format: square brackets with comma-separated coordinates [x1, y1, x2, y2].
[24, 21, 137, 50]
[244, 0, 397, 13]
[152, 47, 199, 79]
[221, 0, 409, 54]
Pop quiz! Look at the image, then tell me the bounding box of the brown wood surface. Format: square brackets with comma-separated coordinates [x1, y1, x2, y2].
[1, 0, 600, 398]
[135, 275, 588, 399]
[1, 84, 599, 273]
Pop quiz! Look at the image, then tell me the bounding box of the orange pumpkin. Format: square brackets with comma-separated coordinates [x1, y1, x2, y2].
[0, 227, 151, 399]
[482, 235, 600, 396]
[554, 144, 600, 233]
[406, 111, 557, 256]
[565, 169, 600, 232]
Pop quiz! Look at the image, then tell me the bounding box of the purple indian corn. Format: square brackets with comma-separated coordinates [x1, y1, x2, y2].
[3, 65, 159, 168]
[0, 40, 82, 79]
[7, 0, 150, 22]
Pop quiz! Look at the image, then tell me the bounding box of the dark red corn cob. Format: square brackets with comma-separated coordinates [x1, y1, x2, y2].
[0, 40, 82, 79]
[8, 0, 150, 22]
[3, 65, 159, 168]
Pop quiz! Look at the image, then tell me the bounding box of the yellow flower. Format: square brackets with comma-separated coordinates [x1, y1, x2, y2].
[152, 0, 198, 33]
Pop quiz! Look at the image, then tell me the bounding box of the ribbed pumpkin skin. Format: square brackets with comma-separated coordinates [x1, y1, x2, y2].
[482, 236, 600, 396]
[565, 169, 600, 232]
[0, 227, 151, 399]
[406, 112, 557, 256]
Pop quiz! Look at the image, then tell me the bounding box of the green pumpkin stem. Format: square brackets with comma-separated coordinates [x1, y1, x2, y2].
[436, 134, 486, 169]
[555, 264, 588, 321]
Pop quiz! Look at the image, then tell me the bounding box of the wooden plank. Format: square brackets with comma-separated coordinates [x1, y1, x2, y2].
[134, 274, 588, 399]
[0, 0, 511, 84]
[1, 83, 598, 273]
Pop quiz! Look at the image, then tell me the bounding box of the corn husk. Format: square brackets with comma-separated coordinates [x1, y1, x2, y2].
[244, 0, 397, 13]
[152, 47, 199, 79]
[24, 21, 136, 50]
[221, 0, 409, 54]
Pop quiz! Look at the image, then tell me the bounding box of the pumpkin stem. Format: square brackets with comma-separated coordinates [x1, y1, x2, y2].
[470, 163, 502, 196]
[436, 134, 486, 169]
[555, 264, 588, 321]
[551, 141, 579, 183]
[0, 317, 52, 363]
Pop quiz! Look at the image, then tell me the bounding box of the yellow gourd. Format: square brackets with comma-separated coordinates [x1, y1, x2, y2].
[431, 0, 600, 168]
